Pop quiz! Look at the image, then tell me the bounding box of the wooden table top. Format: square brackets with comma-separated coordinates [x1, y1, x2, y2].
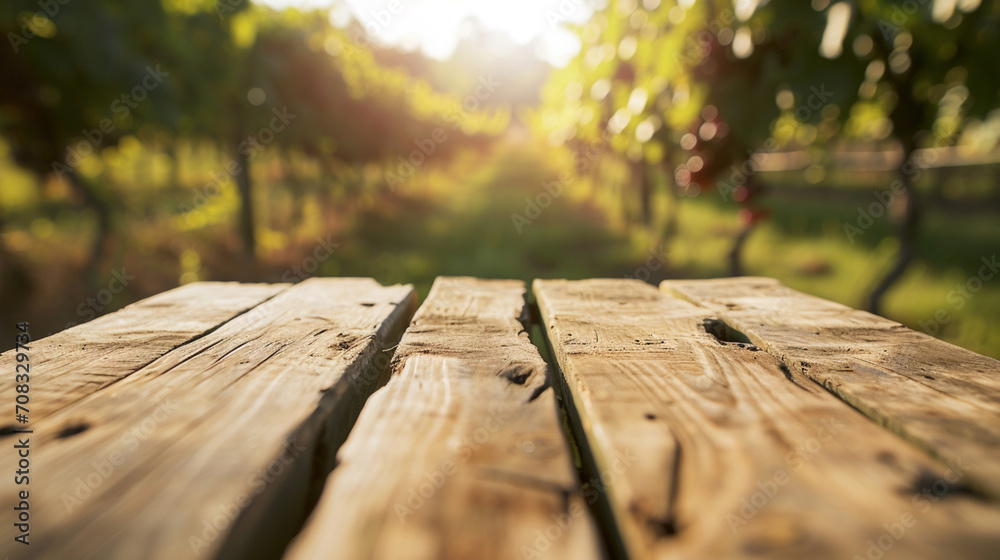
[2, 277, 997, 560]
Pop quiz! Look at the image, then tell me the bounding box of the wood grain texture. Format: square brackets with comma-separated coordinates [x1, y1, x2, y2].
[662, 276, 1000, 500]
[535, 278, 1000, 560]
[284, 277, 602, 560]
[0, 278, 416, 560]
[0, 281, 288, 424]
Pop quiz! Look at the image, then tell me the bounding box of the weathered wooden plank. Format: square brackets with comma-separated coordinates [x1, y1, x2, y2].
[284, 277, 602, 560]
[0, 281, 289, 424]
[0, 278, 416, 560]
[662, 276, 1000, 500]
[535, 279, 1000, 560]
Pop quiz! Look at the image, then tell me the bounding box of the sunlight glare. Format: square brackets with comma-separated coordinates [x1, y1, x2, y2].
[257, 0, 592, 66]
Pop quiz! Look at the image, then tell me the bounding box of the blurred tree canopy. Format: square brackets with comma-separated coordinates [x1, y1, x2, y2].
[537, 0, 1000, 312]
[1, 0, 999, 330]
[0, 0, 508, 272]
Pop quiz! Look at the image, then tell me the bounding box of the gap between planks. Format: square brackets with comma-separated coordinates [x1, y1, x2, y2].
[283, 277, 604, 560]
[526, 297, 635, 560]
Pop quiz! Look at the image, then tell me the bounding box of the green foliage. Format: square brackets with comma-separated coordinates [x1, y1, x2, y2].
[539, 0, 999, 188]
[0, 0, 509, 264]
[2, 0, 998, 350]
[0, 0, 178, 172]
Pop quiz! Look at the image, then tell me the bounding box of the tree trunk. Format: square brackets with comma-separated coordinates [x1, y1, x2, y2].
[633, 159, 653, 227]
[67, 170, 112, 285]
[727, 221, 756, 277]
[866, 28, 922, 317]
[317, 157, 342, 231]
[867, 142, 920, 316]
[235, 142, 256, 258]
[166, 140, 181, 189]
[0, 213, 33, 313]
[284, 147, 306, 227]
[661, 160, 680, 247]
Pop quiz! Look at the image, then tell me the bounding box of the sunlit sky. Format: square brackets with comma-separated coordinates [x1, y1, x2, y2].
[256, 0, 595, 66]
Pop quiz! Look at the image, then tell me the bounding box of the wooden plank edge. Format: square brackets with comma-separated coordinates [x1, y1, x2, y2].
[532, 279, 646, 560]
[282, 278, 604, 560]
[0, 281, 292, 428]
[211, 282, 418, 560]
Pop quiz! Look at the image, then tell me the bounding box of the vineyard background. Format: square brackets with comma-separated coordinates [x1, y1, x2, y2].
[1, 0, 999, 358]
